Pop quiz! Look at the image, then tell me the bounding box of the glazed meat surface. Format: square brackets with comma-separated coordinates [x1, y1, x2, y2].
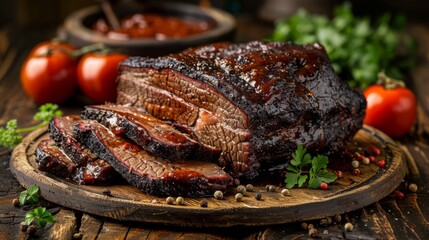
[116, 41, 366, 177]
[74, 120, 232, 197]
[81, 104, 221, 162]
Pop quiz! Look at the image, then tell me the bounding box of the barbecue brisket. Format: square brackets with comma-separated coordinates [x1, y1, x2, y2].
[35, 139, 116, 184]
[116, 41, 366, 177]
[74, 120, 232, 197]
[81, 104, 221, 162]
[48, 115, 118, 184]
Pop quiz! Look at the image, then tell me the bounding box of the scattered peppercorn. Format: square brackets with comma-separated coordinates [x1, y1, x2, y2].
[408, 183, 418, 192]
[265, 185, 271, 191]
[20, 222, 28, 232]
[236, 185, 246, 194]
[73, 232, 83, 239]
[268, 185, 276, 192]
[301, 222, 308, 230]
[166, 196, 175, 205]
[351, 160, 360, 168]
[344, 222, 353, 232]
[27, 224, 37, 235]
[281, 188, 289, 196]
[235, 193, 243, 202]
[246, 184, 254, 192]
[319, 182, 328, 190]
[326, 216, 332, 225]
[213, 190, 223, 200]
[368, 146, 381, 156]
[255, 193, 262, 200]
[377, 159, 386, 168]
[362, 157, 370, 165]
[336, 171, 343, 178]
[323, 230, 329, 235]
[334, 214, 342, 223]
[352, 168, 361, 176]
[200, 199, 208, 208]
[395, 191, 405, 200]
[368, 156, 375, 163]
[102, 188, 111, 196]
[364, 150, 372, 157]
[320, 218, 329, 226]
[308, 223, 314, 229]
[176, 196, 185, 205]
[12, 198, 20, 207]
[308, 228, 318, 238]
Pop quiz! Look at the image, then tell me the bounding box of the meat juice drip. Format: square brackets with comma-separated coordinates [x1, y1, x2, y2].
[93, 13, 215, 40]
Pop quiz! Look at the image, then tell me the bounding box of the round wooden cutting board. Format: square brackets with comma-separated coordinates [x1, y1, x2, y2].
[10, 126, 406, 227]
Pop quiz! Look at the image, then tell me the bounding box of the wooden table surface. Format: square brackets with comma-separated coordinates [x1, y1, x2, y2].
[1, 16, 429, 240]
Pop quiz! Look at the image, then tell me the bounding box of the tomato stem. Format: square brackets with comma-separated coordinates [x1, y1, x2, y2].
[35, 43, 110, 58]
[377, 72, 406, 90]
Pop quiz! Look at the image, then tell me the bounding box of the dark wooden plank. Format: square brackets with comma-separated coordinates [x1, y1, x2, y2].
[97, 220, 129, 240]
[40, 208, 77, 239]
[80, 213, 103, 240]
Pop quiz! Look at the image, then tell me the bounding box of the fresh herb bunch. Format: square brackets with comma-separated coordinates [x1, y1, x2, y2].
[19, 185, 40, 206]
[270, 2, 416, 90]
[24, 207, 56, 228]
[0, 103, 62, 147]
[285, 145, 337, 189]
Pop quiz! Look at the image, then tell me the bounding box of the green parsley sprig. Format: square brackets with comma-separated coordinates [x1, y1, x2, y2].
[0, 103, 62, 148]
[270, 2, 416, 90]
[19, 185, 40, 206]
[24, 207, 56, 228]
[285, 145, 337, 189]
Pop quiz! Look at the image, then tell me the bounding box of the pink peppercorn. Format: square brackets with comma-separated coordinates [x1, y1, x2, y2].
[377, 159, 386, 168]
[352, 168, 361, 176]
[395, 191, 405, 199]
[368, 156, 375, 163]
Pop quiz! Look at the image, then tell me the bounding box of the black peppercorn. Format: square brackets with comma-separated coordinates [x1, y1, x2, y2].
[255, 193, 262, 200]
[200, 199, 208, 208]
[102, 188, 111, 196]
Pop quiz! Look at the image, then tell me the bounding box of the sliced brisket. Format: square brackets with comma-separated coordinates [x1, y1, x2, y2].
[35, 139, 116, 184]
[48, 115, 118, 184]
[81, 104, 220, 162]
[74, 120, 232, 197]
[116, 41, 366, 178]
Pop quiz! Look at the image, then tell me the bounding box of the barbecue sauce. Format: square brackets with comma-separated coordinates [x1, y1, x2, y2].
[93, 13, 215, 40]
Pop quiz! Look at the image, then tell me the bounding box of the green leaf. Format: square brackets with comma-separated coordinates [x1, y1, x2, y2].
[19, 190, 28, 206]
[0, 120, 23, 148]
[33, 103, 63, 123]
[18, 185, 40, 205]
[298, 175, 308, 187]
[285, 172, 299, 189]
[24, 211, 36, 226]
[25, 207, 56, 229]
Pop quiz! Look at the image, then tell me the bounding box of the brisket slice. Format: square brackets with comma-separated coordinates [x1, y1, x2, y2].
[35, 139, 116, 185]
[49, 115, 98, 165]
[81, 104, 221, 162]
[74, 120, 232, 197]
[116, 41, 366, 178]
[48, 115, 118, 184]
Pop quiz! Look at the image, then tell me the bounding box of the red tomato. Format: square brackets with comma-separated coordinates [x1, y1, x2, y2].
[20, 41, 77, 104]
[77, 52, 128, 104]
[363, 84, 417, 137]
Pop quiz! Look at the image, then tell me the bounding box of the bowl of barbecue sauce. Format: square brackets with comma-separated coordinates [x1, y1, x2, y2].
[63, 1, 236, 56]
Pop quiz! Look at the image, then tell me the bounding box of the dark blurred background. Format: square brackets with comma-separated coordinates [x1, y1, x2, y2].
[1, 0, 429, 28]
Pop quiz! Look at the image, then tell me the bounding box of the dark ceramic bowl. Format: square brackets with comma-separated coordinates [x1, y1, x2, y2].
[63, 1, 236, 57]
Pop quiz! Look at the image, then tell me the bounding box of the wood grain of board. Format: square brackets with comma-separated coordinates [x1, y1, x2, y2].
[9, 125, 407, 227]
